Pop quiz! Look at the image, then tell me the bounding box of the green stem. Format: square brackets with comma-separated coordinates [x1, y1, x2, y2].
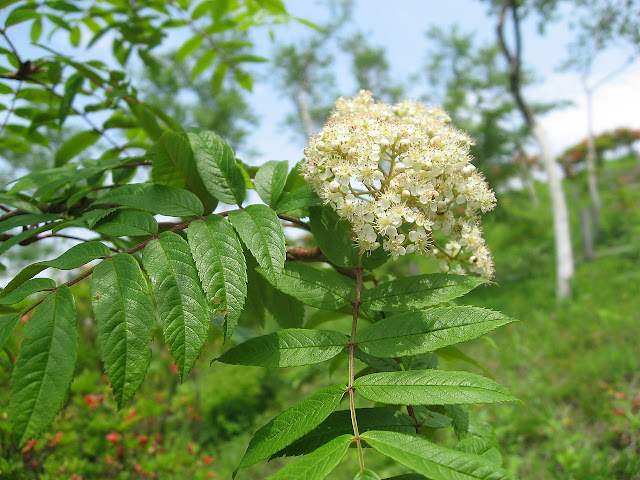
[348, 253, 365, 472]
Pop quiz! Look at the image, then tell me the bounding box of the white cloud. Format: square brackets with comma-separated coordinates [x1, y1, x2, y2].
[537, 68, 640, 154]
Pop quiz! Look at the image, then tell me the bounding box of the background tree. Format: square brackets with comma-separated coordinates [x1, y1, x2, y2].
[559, 0, 640, 248]
[271, 0, 405, 142]
[423, 26, 539, 206]
[340, 32, 404, 103]
[140, 52, 258, 151]
[493, 0, 575, 298]
[271, 0, 352, 140]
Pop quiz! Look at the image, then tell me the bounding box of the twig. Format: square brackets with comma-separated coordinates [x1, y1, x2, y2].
[285, 246, 321, 260]
[19, 219, 195, 317]
[27, 78, 121, 148]
[406, 405, 421, 434]
[348, 253, 365, 472]
[277, 214, 310, 231]
[0, 80, 22, 133]
[0, 28, 22, 64]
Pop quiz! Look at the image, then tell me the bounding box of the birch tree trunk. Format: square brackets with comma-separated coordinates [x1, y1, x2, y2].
[532, 123, 575, 297]
[496, 0, 575, 298]
[584, 87, 601, 236]
[296, 88, 314, 140]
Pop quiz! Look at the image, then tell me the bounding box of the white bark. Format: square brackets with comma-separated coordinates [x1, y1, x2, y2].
[296, 90, 314, 140]
[532, 122, 575, 298]
[496, 0, 575, 299]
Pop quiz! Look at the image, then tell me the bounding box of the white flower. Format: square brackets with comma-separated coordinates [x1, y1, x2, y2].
[303, 90, 496, 278]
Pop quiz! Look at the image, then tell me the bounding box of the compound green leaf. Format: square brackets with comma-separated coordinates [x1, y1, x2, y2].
[217, 329, 348, 367]
[176, 34, 202, 62]
[355, 307, 517, 357]
[0, 278, 56, 305]
[309, 206, 358, 269]
[254, 160, 289, 206]
[265, 287, 305, 329]
[355, 470, 382, 480]
[190, 49, 217, 82]
[54, 130, 101, 167]
[81, 208, 121, 228]
[91, 254, 156, 409]
[274, 408, 416, 458]
[187, 216, 247, 342]
[237, 384, 346, 470]
[354, 348, 401, 373]
[142, 232, 209, 381]
[456, 437, 502, 465]
[228, 205, 285, 283]
[275, 185, 322, 216]
[0, 213, 63, 234]
[58, 73, 83, 127]
[151, 131, 217, 212]
[383, 476, 428, 480]
[10, 287, 77, 446]
[362, 274, 488, 312]
[354, 371, 518, 406]
[0, 196, 40, 215]
[282, 160, 307, 192]
[93, 209, 159, 237]
[362, 431, 516, 480]
[437, 346, 494, 378]
[0, 314, 21, 351]
[267, 434, 352, 480]
[94, 183, 203, 217]
[187, 128, 245, 205]
[410, 406, 452, 429]
[445, 405, 470, 440]
[0, 223, 60, 256]
[2, 241, 111, 296]
[264, 262, 355, 310]
[128, 101, 163, 140]
[5, 5, 39, 27]
[211, 62, 228, 95]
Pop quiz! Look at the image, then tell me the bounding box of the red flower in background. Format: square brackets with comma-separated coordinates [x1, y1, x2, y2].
[21, 439, 37, 453]
[84, 393, 105, 408]
[106, 431, 120, 445]
[48, 431, 63, 447]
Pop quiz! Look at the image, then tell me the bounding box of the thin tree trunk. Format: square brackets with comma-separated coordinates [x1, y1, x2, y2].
[496, 0, 575, 298]
[584, 87, 601, 235]
[571, 183, 595, 261]
[532, 123, 575, 297]
[296, 89, 314, 140]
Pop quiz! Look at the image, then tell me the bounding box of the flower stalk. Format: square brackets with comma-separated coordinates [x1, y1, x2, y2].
[348, 254, 365, 472]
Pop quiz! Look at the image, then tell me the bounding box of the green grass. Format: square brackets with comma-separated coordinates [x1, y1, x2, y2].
[458, 156, 640, 479]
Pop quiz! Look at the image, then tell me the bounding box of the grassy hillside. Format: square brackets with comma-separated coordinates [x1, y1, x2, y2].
[460, 156, 640, 479]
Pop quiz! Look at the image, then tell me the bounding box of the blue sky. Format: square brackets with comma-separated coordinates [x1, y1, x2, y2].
[1, 0, 638, 167]
[241, 0, 640, 164]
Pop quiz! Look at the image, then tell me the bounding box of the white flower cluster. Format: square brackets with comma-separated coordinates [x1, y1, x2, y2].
[302, 90, 496, 278]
